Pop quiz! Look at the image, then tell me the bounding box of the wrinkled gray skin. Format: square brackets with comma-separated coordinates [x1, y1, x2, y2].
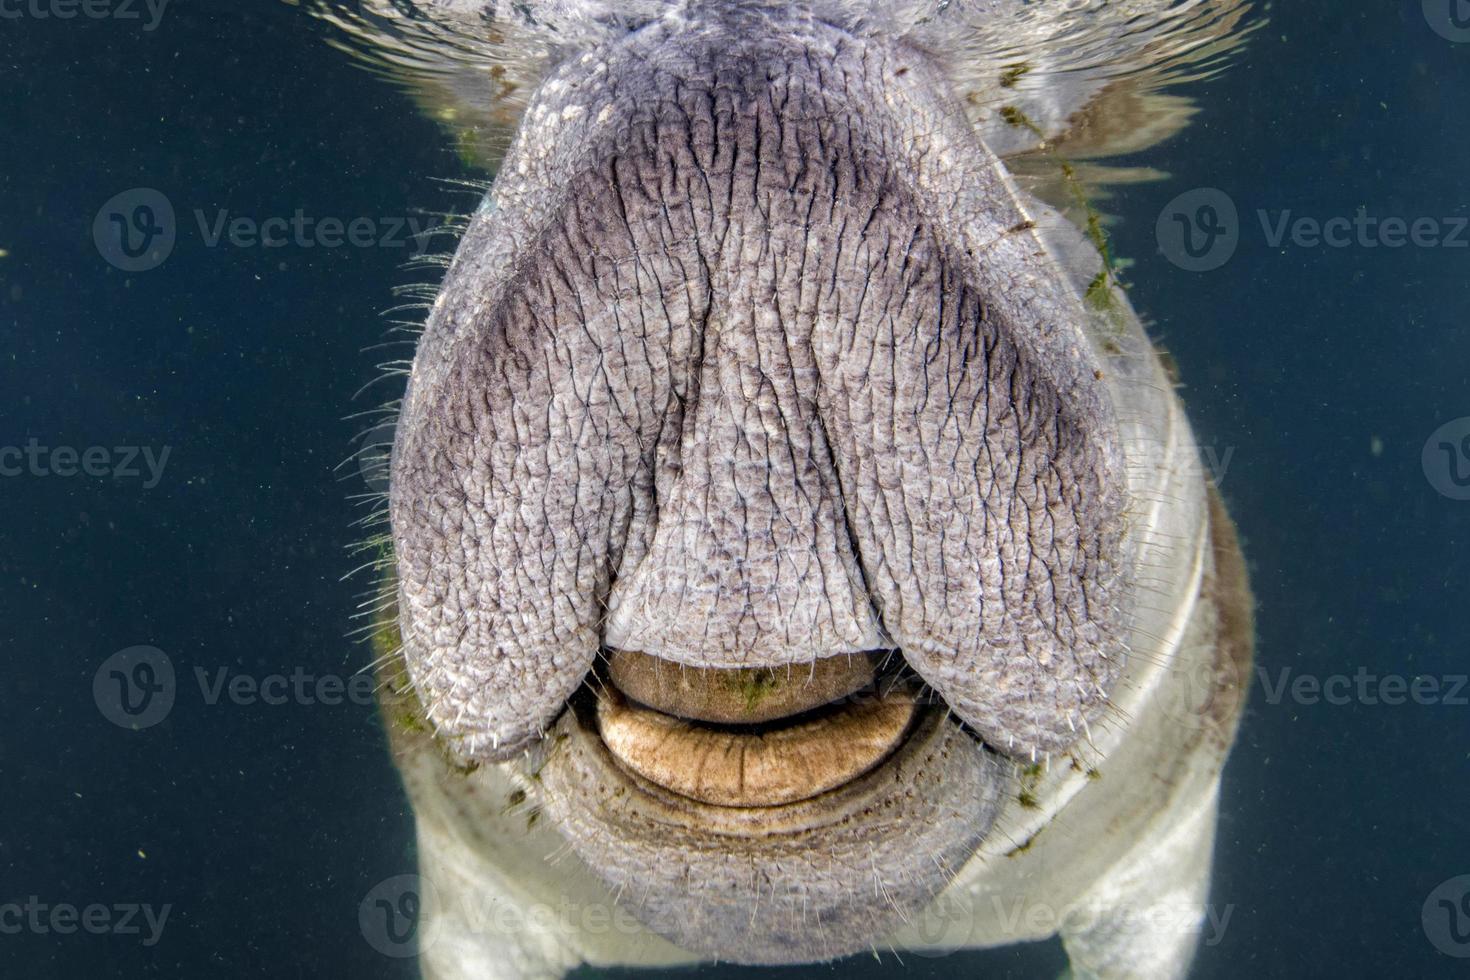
[389, 0, 1148, 965]
[392, 3, 1126, 756]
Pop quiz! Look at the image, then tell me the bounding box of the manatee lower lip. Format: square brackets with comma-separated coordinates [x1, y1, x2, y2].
[596, 684, 917, 807]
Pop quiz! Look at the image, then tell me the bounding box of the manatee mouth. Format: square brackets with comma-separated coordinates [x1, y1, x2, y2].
[596, 649, 920, 808]
[534, 671, 1008, 964]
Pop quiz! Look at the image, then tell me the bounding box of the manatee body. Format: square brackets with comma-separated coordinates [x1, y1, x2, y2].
[350, 2, 1256, 977]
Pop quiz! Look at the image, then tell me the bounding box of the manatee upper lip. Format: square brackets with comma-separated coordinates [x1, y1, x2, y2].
[605, 647, 887, 724]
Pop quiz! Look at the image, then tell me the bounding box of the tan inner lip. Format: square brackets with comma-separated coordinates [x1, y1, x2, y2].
[606, 648, 885, 724]
[595, 677, 917, 808]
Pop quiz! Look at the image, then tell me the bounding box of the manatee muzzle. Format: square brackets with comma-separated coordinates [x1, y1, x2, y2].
[387, 3, 1129, 963]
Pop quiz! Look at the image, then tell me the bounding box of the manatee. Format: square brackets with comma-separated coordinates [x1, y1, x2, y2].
[323, 1, 1258, 976]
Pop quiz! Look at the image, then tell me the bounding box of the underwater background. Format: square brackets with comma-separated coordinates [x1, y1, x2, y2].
[2, 0, 1468, 976]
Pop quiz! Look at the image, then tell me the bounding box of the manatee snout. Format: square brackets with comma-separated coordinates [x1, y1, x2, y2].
[387, 2, 1131, 961]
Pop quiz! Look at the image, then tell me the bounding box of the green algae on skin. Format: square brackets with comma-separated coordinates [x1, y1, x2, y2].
[1059, 162, 1125, 316]
[1017, 762, 1045, 810]
[1005, 828, 1043, 857]
[725, 666, 784, 714]
[999, 104, 1045, 139]
[998, 63, 1032, 88]
[367, 563, 482, 775]
[997, 106, 1127, 321]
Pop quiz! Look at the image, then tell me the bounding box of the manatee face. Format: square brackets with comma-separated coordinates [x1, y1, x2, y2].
[388, 4, 1130, 963]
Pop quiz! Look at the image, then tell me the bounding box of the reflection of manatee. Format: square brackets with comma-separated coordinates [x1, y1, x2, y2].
[328, 2, 1258, 976]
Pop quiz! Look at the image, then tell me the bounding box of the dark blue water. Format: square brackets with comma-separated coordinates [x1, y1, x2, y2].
[2, 1, 1466, 977]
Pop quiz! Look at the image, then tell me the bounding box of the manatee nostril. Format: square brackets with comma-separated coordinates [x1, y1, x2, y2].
[604, 648, 885, 725]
